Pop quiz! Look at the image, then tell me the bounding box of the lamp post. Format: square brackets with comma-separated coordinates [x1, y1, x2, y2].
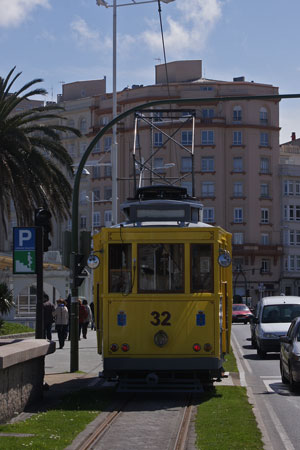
[96, 0, 175, 225]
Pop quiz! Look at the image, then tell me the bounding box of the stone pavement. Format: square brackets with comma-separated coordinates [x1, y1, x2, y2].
[42, 328, 103, 407]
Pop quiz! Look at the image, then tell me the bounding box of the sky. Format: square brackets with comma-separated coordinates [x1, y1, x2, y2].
[1, 0, 300, 144]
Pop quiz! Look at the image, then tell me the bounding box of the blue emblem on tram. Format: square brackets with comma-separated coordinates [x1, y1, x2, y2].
[196, 311, 205, 326]
[117, 311, 127, 326]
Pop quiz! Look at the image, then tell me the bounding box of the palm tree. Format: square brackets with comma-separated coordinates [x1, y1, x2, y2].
[0, 67, 81, 235]
[0, 282, 14, 318]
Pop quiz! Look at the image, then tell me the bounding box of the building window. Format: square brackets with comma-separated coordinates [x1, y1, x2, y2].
[261, 259, 270, 273]
[233, 232, 244, 244]
[260, 183, 269, 198]
[80, 216, 87, 229]
[102, 116, 109, 125]
[202, 108, 214, 119]
[181, 156, 192, 173]
[93, 189, 100, 201]
[259, 107, 268, 124]
[154, 157, 164, 173]
[233, 182, 243, 197]
[201, 157, 214, 172]
[104, 210, 112, 226]
[104, 165, 112, 177]
[153, 111, 163, 122]
[260, 157, 270, 173]
[93, 212, 101, 228]
[203, 207, 215, 223]
[233, 157, 243, 172]
[92, 142, 101, 154]
[92, 166, 101, 179]
[202, 182, 215, 197]
[233, 106, 242, 122]
[68, 144, 76, 157]
[17, 285, 37, 316]
[284, 205, 300, 221]
[79, 191, 88, 205]
[261, 208, 269, 224]
[261, 233, 269, 245]
[104, 136, 112, 152]
[181, 131, 193, 146]
[181, 181, 192, 196]
[234, 208, 243, 223]
[80, 142, 87, 156]
[79, 118, 87, 133]
[260, 132, 269, 147]
[154, 132, 163, 147]
[201, 130, 214, 145]
[104, 187, 112, 200]
[233, 131, 242, 146]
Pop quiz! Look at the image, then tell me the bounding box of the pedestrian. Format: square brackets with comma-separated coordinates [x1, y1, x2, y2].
[78, 298, 88, 340]
[43, 294, 55, 340]
[81, 299, 92, 339]
[53, 298, 69, 349]
[90, 301, 95, 330]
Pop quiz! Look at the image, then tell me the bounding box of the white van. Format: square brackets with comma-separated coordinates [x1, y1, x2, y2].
[254, 296, 300, 358]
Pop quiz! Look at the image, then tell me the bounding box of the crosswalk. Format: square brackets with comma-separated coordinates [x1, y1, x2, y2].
[261, 376, 294, 396]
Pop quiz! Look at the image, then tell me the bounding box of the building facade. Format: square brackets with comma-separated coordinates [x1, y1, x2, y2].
[1, 60, 288, 311]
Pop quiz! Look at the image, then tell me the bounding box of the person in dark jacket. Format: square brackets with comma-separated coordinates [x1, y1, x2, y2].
[43, 294, 55, 340]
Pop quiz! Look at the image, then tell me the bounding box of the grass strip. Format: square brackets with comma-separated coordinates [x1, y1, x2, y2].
[223, 346, 238, 373]
[0, 388, 113, 449]
[195, 386, 264, 450]
[0, 321, 34, 335]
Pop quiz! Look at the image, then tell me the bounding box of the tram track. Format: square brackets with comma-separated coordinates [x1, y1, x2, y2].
[74, 392, 196, 450]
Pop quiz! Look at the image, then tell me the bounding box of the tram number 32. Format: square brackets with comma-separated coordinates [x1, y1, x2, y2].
[150, 311, 171, 326]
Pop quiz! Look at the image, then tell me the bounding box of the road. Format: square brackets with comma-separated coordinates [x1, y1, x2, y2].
[232, 323, 300, 450]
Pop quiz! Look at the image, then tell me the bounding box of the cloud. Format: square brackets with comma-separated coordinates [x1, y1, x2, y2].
[70, 17, 111, 52]
[141, 0, 223, 57]
[0, 0, 50, 28]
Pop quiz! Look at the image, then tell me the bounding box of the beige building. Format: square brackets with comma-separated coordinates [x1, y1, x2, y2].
[2, 60, 287, 310]
[280, 133, 300, 296]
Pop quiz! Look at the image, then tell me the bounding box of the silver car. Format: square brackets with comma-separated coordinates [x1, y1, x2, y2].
[280, 317, 300, 391]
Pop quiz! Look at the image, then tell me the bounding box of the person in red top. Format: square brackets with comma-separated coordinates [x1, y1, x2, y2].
[78, 298, 88, 340]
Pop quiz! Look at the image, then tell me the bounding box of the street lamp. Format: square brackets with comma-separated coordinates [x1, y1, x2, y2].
[96, 0, 175, 224]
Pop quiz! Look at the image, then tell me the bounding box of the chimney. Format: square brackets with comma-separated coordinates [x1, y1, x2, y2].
[292, 132, 296, 141]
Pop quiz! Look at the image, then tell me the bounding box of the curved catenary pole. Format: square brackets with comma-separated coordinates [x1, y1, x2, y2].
[70, 92, 300, 371]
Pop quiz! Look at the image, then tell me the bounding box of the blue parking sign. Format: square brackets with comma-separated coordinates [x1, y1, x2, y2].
[13, 227, 36, 274]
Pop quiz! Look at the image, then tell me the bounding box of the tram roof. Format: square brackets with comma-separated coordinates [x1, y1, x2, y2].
[111, 221, 213, 228]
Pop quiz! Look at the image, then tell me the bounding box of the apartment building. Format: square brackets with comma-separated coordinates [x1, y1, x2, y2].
[2, 60, 285, 308]
[280, 133, 300, 295]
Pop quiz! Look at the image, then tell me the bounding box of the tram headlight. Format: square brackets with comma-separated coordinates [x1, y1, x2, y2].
[154, 330, 168, 348]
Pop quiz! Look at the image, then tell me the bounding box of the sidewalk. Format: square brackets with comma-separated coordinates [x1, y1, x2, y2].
[42, 328, 103, 407]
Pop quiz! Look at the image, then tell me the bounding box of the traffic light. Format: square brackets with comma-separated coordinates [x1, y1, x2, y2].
[35, 208, 52, 252]
[74, 253, 88, 287]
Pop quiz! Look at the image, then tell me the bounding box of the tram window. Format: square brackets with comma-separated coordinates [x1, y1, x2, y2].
[109, 244, 132, 293]
[138, 243, 184, 293]
[191, 244, 214, 293]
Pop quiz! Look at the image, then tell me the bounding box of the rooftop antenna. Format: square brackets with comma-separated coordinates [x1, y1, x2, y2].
[154, 58, 161, 65]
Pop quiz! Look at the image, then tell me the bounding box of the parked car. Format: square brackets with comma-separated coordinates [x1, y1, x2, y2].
[254, 296, 300, 359]
[232, 304, 253, 324]
[280, 317, 300, 391]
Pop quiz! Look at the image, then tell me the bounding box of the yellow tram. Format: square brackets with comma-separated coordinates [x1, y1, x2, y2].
[93, 185, 232, 390]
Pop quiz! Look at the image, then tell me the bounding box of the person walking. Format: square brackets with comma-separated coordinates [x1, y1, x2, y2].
[43, 294, 55, 341]
[80, 299, 92, 339]
[78, 298, 88, 340]
[53, 299, 69, 349]
[90, 301, 95, 330]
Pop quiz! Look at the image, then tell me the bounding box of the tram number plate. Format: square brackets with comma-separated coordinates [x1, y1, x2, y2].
[150, 311, 171, 326]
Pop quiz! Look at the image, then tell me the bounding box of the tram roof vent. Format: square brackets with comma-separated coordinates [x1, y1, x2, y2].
[133, 185, 193, 201]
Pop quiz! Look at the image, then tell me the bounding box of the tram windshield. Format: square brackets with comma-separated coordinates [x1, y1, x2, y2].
[191, 244, 214, 293]
[109, 244, 132, 293]
[138, 243, 184, 293]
